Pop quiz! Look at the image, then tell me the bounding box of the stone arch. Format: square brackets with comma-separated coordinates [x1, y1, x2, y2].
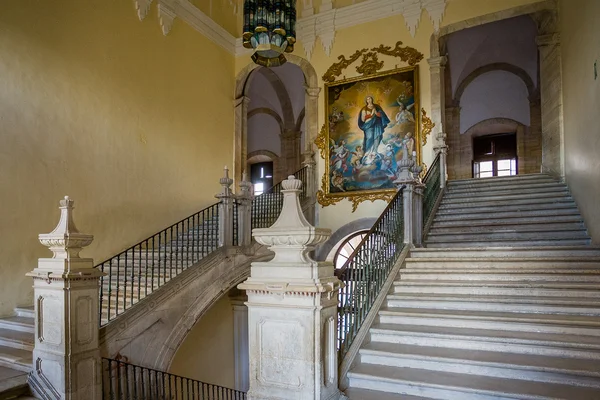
[248, 107, 284, 133]
[464, 117, 526, 137]
[233, 55, 320, 187]
[247, 149, 282, 183]
[454, 63, 537, 104]
[255, 68, 295, 128]
[315, 218, 377, 261]
[295, 107, 306, 132]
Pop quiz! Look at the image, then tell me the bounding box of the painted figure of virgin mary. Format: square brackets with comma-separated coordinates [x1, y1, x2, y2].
[357, 96, 391, 162]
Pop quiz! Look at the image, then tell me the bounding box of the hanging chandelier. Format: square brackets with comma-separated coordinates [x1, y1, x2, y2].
[243, 0, 297, 67]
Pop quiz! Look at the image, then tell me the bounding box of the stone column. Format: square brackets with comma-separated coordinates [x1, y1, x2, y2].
[234, 96, 252, 186]
[536, 32, 565, 177]
[238, 175, 345, 400]
[231, 290, 249, 392]
[434, 143, 449, 189]
[27, 196, 104, 400]
[281, 128, 303, 175]
[236, 172, 254, 247]
[428, 55, 448, 149]
[216, 166, 234, 247]
[395, 158, 417, 245]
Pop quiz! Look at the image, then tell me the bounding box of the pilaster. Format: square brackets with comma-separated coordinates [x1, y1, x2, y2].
[234, 96, 252, 186]
[27, 197, 104, 400]
[239, 176, 344, 400]
[427, 55, 448, 149]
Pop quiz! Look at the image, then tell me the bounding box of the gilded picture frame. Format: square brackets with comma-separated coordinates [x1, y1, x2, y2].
[318, 65, 421, 210]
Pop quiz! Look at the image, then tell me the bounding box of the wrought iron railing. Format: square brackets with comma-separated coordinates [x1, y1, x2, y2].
[335, 188, 405, 359]
[422, 152, 442, 230]
[251, 166, 308, 229]
[102, 358, 246, 400]
[97, 203, 220, 326]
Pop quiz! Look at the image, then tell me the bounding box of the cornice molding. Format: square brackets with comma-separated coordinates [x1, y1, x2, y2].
[135, 0, 447, 58]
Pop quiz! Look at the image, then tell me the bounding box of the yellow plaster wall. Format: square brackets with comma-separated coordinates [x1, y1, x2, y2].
[0, 0, 234, 316]
[235, 0, 543, 234]
[560, 0, 600, 243]
[169, 294, 235, 388]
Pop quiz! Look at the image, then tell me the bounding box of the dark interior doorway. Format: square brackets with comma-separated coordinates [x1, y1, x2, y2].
[250, 162, 274, 195]
[472, 133, 518, 178]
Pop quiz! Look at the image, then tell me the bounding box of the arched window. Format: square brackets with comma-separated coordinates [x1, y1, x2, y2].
[333, 230, 369, 269]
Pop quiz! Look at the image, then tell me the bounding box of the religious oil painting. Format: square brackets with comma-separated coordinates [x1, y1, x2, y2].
[324, 66, 420, 197]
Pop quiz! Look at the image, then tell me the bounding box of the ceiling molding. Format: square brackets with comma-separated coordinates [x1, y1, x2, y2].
[136, 0, 447, 58]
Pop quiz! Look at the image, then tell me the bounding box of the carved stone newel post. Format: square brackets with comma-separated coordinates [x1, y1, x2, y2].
[216, 166, 234, 247]
[395, 157, 421, 246]
[411, 164, 425, 247]
[237, 172, 254, 247]
[27, 196, 104, 399]
[238, 175, 345, 400]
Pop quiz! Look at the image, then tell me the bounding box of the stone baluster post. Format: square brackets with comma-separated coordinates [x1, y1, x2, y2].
[301, 150, 317, 225]
[434, 140, 449, 189]
[238, 175, 345, 400]
[411, 164, 425, 247]
[27, 196, 104, 400]
[395, 158, 418, 245]
[216, 166, 234, 248]
[236, 172, 254, 247]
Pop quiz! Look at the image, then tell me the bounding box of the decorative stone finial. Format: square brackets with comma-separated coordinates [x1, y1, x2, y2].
[239, 171, 253, 197]
[217, 166, 234, 198]
[39, 196, 93, 259]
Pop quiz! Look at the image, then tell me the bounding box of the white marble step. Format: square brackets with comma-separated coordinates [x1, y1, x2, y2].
[446, 181, 564, 194]
[14, 307, 34, 319]
[436, 203, 579, 218]
[385, 293, 600, 315]
[0, 317, 33, 335]
[0, 345, 31, 372]
[439, 191, 569, 206]
[378, 307, 600, 336]
[426, 238, 591, 248]
[410, 246, 600, 258]
[426, 229, 589, 243]
[444, 186, 568, 200]
[439, 195, 573, 209]
[428, 221, 585, 234]
[392, 279, 600, 298]
[405, 257, 600, 269]
[0, 328, 34, 352]
[347, 363, 600, 399]
[449, 174, 554, 184]
[344, 387, 431, 400]
[433, 208, 581, 222]
[398, 269, 600, 282]
[0, 366, 29, 398]
[359, 342, 600, 387]
[369, 323, 600, 359]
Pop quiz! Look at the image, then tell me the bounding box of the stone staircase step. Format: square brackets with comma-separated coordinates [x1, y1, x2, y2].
[347, 363, 600, 399]
[439, 191, 570, 206]
[386, 293, 600, 314]
[0, 318, 33, 334]
[369, 323, 600, 359]
[436, 203, 579, 217]
[393, 279, 600, 297]
[433, 208, 581, 222]
[410, 246, 600, 258]
[359, 342, 600, 387]
[426, 238, 591, 248]
[428, 221, 585, 234]
[0, 328, 34, 352]
[378, 307, 600, 336]
[426, 229, 589, 242]
[444, 187, 569, 200]
[13, 307, 34, 320]
[405, 257, 600, 269]
[439, 196, 574, 209]
[0, 346, 32, 372]
[431, 215, 583, 229]
[449, 174, 555, 186]
[344, 387, 431, 400]
[0, 366, 29, 398]
[398, 269, 600, 282]
[446, 181, 564, 194]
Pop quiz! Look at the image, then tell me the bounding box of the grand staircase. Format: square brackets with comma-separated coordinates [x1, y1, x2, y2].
[0, 307, 34, 399]
[345, 174, 600, 399]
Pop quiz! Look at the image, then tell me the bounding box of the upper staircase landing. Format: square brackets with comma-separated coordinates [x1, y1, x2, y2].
[426, 174, 591, 248]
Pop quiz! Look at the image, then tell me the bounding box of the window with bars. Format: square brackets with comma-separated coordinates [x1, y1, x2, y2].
[472, 133, 518, 178]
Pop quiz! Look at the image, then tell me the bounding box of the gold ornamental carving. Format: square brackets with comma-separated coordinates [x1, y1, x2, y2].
[349, 192, 395, 213]
[420, 108, 435, 147]
[322, 41, 424, 83]
[316, 174, 343, 208]
[314, 124, 328, 160]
